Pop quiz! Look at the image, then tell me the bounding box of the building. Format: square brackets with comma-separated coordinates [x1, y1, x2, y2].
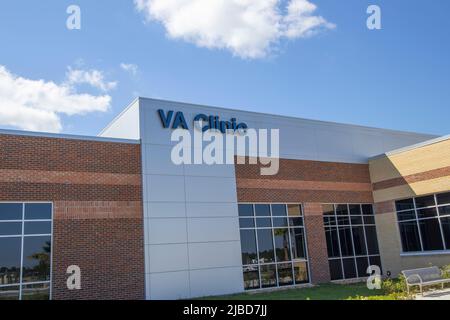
[0, 97, 449, 300]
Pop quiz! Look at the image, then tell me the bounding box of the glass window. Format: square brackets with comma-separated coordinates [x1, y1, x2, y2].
[293, 261, 309, 284]
[325, 227, 340, 258]
[24, 222, 52, 235]
[396, 198, 414, 211]
[257, 229, 275, 264]
[342, 258, 357, 279]
[415, 195, 435, 209]
[22, 236, 52, 283]
[417, 207, 437, 219]
[274, 229, 291, 262]
[287, 204, 302, 216]
[323, 216, 336, 226]
[419, 219, 444, 251]
[0, 238, 22, 286]
[336, 205, 348, 216]
[397, 210, 416, 221]
[350, 216, 363, 225]
[399, 221, 422, 252]
[290, 228, 306, 260]
[255, 204, 270, 217]
[0, 286, 20, 301]
[272, 217, 288, 228]
[322, 204, 335, 216]
[288, 217, 303, 227]
[260, 265, 277, 288]
[238, 204, 253, 217]
[369, 256, 382, 274]
[352, 226, 367, 256]
[365, 226, 380, 255]
[329, 259, 343, 281]
[337, 216, 350, 225]
[271, 204, 287, 216]
[356, 257, 369, 278]
[240, 230, 258, 265]
[361, 205, 374, 215]
[349, 205, 361, 215]
[21, 283, 50, 300]
[440, 217, 450, 249]
[438, 205, 450, 216]
[338, 226, 354, 257]
[256, 218, 271, 228]
[239, 218, 255, 229]
[277, 263, 293, 286]
[437, 192, 450, 206]
[0, 222, 22, 236]
[242, 266, 259, 290]
[363, 216, 375, 225]
[24, 204, 52, 220]
[0, 204, 23, 221]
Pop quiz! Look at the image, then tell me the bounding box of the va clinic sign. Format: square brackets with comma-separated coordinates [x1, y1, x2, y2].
[157, 109, 248, 134]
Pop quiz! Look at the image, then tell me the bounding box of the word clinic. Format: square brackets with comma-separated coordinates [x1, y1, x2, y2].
[158, 109, 248, 134]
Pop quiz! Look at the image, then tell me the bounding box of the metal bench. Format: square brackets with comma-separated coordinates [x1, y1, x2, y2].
[402, 266, 450, 296]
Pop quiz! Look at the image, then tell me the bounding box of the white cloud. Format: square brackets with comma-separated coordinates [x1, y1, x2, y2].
[120, 63, 139, 76]
[66, 67, 117, 92]
[0, 65, 112, 133]
[134, 0, 335, 59]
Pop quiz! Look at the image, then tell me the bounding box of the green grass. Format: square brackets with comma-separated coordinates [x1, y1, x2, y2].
[202, 283, 389, 300]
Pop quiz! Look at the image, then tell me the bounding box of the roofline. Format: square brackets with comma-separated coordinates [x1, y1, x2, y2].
[0, 128, 140, 144]
[370, 134, 450, 161]
[138, 97, 439, 138]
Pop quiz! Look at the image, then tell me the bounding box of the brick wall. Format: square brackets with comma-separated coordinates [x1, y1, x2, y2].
[235, 157, 373, 284]
[0, 134, 144, 300]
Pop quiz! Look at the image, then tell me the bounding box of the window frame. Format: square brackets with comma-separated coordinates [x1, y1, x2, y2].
[0, 202, 53, 300]
[396, 192, 450, 255]
[238, 203, 311, 291]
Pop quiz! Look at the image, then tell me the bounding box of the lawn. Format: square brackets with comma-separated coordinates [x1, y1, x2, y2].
[203, 283, 388, 300]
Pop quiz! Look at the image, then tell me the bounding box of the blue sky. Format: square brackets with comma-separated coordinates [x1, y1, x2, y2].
[0, 0, 449, 136]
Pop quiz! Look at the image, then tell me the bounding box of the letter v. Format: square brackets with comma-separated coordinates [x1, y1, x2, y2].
[158, 110, 173, 128]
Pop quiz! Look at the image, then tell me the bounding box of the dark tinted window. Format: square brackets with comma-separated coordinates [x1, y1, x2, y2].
[274, 229, 291, 262]
[397, 210, 416, 221]
[257, 229, 275, 263]
[399, 222, 422, 252]
[417, 207, 437, 219]
[322, 204, 335, 216]
[271, 204, 286, 216]
[438, 205, 450, 216]
[396, 199, 414, 211]
[361, 205, 374, 215]
[437, 192, 450, 205]
[352, 227, 367, 256]
[323, 216, 336, 226]
[24, 222, 52, 235]
[0, 238, 22, 285]
[288, 217, 303, 227]
[293, 261, 309, 284]
[415, 195, 435, 209]
[24, 204, 52, 220]
[349, 205, 361, 215]
[441, 217, 450, 249]
[21, 283, 50, 301]
[22, 236, 51, 283]
[337, 216, 350, 225]
[325, 228, 340, 258]
[277, 263, 293, 286]
[256, 218, 271, 228]
[343, 258, 357, 279]
[338, 227, 354, 256]
[336, 205, 348, 216]
[329, 259, 343, 280]
[363, 216, 375, 225]
[243, 266, 259, 290]
[240, 230, 257, 265]
[369, 256, 382, 274]
[260, 264, 277, 288]
[356, 257, 369, 278]
[419, 219, 444, 251]
[350, 216, 363, 225]
[238, 204, 253, 217]
[290, 228, 306, 260]
[0, 204, 22, 221]
[239, 218, 255, 228]
[365, 226, 380, 255]
[0, 222, 22, 236]
[255, 204, 270, 217]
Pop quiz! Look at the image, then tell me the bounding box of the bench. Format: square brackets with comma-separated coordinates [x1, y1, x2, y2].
[402, 266, 450, 296]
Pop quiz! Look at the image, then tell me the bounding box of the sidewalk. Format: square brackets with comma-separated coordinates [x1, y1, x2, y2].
[415, 289, 450, 300]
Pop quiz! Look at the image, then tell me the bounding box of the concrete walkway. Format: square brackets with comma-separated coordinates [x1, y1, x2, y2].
[415, 289, 450, 300]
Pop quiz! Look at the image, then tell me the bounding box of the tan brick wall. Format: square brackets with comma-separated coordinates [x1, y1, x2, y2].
[0, 133, 144, 300]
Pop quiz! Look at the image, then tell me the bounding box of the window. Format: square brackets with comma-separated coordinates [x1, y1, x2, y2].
[238, 204, 309, 290]
[0, 203, 52, 300]
[323, 204, 382, 281]
[396, 192, 450, 253]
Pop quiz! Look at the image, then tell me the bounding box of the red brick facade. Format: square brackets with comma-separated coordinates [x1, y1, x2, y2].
[0, 134, 145, 300]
